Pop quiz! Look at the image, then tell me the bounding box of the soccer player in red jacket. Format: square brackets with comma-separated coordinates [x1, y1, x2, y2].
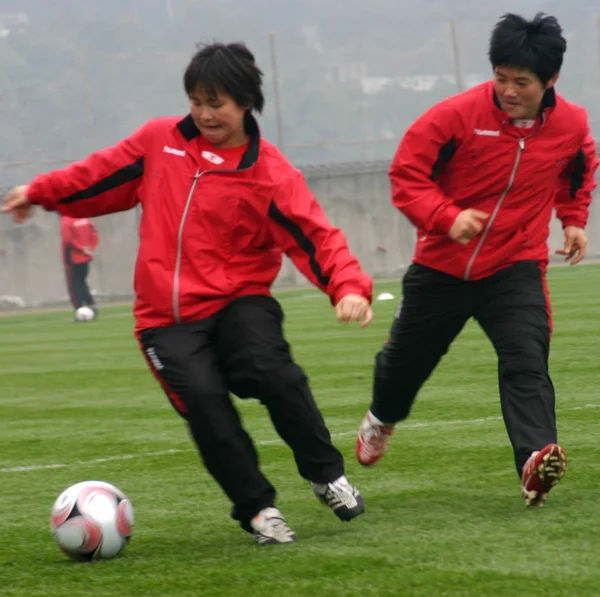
[356, 13, 598, 508]
[60, 215, 99, 319]
[3, 43, 373, 545]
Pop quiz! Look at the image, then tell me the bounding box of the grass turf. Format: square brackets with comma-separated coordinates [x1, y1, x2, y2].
[1, 264, 599, 596]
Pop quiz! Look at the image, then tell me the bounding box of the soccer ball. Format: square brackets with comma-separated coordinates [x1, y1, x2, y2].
[74, 306, 96, 322]
[50, 480, 134, 561]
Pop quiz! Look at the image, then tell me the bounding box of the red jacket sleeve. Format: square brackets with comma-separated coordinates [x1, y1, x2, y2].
[555, 127, 598, 229]
[268, 172, 373, 306]
[26, 122, 150, 218]
[390, 104, 463, 234]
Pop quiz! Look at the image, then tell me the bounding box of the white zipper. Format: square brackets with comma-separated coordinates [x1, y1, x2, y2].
[464, 137, 524, 280]
[463, 115, 546, 281]
[171, 163, 254, 324]
[173, 168, 203, 323]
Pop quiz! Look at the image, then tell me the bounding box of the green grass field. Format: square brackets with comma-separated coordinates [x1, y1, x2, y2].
[1, 264, 599, 597]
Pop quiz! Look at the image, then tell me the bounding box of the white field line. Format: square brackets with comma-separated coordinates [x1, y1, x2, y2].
[2, 403, 598, 474]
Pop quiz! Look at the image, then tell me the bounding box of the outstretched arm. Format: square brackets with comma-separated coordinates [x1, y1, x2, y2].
[2, 121, 151, 221]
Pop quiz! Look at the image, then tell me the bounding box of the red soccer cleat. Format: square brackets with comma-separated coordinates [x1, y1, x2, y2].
[356, 411, 395, 466]
[521, 443, 567, 508]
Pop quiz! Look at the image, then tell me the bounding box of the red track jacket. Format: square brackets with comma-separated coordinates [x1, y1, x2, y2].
[390, 82, 598, 280]
[60, 216, 99, 264]
[28, 115, 372, 330]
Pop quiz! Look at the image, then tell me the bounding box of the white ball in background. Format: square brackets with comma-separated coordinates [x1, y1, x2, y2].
[75, 306, 96, 322]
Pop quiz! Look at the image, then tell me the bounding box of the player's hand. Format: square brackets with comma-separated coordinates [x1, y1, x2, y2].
[83, 247, 94, 258]
[556, 226, 587, 265]
[448, 209, 489, 245]
[335, 293, 373, 328]
[1, 185, 34, 223]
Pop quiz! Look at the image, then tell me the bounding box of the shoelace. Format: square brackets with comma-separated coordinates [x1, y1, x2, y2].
[270, 520, 295, 540]
[324, 480, 357, 508]
[361, 425, 391, 452]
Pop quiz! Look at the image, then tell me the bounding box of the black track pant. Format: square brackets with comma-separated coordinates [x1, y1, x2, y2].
[371, 261, 557, 475]
[139, 295, 345, 527]
[64, 248, 95, 309]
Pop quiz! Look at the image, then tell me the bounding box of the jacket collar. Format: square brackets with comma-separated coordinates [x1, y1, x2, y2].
[176, 111, 260, 170]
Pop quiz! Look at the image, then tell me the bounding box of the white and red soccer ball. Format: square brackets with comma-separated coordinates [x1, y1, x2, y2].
[50, 480, 134, 561]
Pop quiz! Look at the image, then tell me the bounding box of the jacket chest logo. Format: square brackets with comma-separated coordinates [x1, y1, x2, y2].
[163, 145, 186, 157]
[474, 128, 500, 137]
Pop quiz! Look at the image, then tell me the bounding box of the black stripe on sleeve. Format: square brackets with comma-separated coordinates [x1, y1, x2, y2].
[268, 200, 330, 287]
[430, 138, 457, 181]
[58, 157, 144, 204]
[570, 149, 585, 199]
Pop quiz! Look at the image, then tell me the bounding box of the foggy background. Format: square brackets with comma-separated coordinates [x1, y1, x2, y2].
[0, 0, 599, 308]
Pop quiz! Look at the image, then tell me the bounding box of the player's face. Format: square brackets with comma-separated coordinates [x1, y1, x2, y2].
[189, 87, 248, 149]
[493, 66, 558, 120]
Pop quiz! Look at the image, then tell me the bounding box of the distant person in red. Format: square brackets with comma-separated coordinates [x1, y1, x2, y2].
[60, 215, 99, 318]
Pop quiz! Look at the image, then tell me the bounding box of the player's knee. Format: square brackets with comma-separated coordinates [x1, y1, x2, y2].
[229, 357, 306, 400]
[376, 349, 420, 379]
[188, 418, 244, 453]
[500, 349, 546, 380]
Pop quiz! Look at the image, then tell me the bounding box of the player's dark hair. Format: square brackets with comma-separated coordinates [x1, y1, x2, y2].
[489, 13, 566, 85]
[184, 42, 264, 112]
